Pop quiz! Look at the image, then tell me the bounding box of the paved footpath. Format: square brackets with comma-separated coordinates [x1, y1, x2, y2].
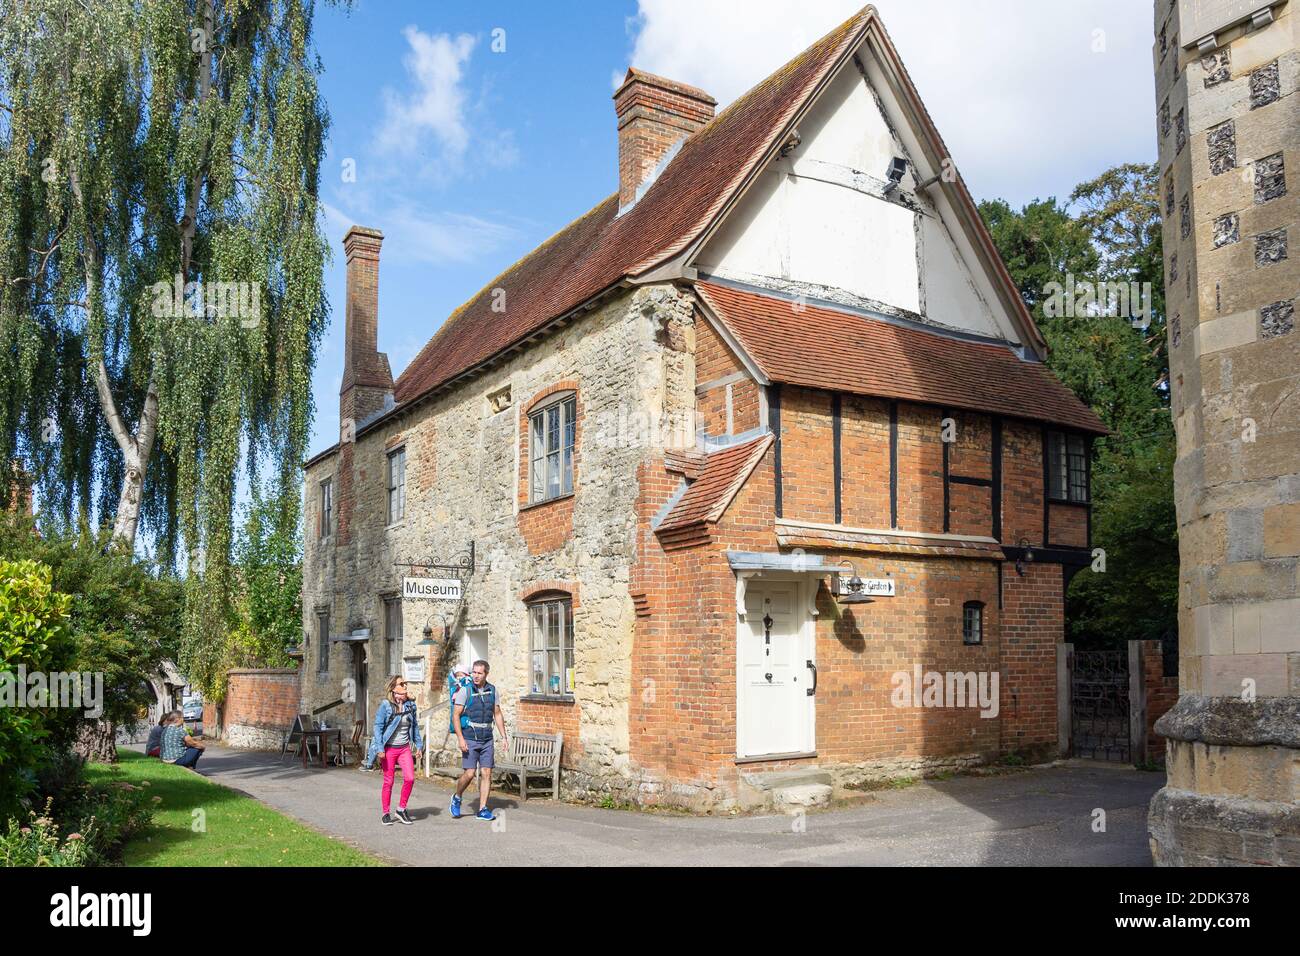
[167, 744, 1164, 866]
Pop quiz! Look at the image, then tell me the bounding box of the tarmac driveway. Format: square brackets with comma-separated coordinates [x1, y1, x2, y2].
[182, 744, 1162, 866]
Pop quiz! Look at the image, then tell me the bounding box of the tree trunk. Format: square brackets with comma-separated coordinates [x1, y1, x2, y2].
[111, 460, 145, 544]
[74, 719, 118, 764]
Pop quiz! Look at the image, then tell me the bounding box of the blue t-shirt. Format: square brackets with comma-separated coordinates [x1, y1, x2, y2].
[160, 725, 188, 762]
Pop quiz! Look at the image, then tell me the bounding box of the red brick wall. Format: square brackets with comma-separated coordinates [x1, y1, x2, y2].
[840, 395, 891, 528]
[1139, 638, 1179, 763]
[517, 698, 584, 768]
[781, 387, 836, 524]
[517, 381, 581, 554]
[894, 403, 944, 531]
[947, 411, 994, 537]
[222, 669, 301, 734]
[1048, 503, 1088, 547]
[696, 316, 760, 436]
[1002, 420, 1046, 547]
[999, 562, 1063, 758]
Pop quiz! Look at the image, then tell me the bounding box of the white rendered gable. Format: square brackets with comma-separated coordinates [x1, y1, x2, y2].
[695, 42, 1021, 345]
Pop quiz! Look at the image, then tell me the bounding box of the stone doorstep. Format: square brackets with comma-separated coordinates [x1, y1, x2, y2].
[738, 768, 835, 813]
[773, 783, 833, 811]
[738, 768, 834, 791]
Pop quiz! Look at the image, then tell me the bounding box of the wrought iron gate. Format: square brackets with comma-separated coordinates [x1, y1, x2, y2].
[1071, 649, 1129, 762]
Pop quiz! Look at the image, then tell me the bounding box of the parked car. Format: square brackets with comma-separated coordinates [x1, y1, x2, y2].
[182, 698, 204, 722]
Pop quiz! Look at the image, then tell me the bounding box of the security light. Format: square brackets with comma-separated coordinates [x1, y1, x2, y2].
[883, 156, 907, 193]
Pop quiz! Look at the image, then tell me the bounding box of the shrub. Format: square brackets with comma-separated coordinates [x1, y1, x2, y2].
[2, 771, 156, 866]
[0, 801, 91, 867]
[0, 559, 74, 820]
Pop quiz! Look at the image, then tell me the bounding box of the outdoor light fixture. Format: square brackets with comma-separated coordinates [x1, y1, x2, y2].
[1015, 538, 1035, 576]
[417, 616, 438, 647]
[418, 612, 453, 647]
[834, 561, 875, 606]
[883, 156, 907, 193]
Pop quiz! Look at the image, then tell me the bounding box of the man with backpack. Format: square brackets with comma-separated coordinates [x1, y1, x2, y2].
[449, 659, 507, 821]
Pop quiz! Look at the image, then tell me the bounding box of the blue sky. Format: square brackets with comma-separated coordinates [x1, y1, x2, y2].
[307, 0, 1157, 459]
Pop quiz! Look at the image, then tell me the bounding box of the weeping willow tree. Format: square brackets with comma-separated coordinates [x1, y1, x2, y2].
[0, 0, 332, 756]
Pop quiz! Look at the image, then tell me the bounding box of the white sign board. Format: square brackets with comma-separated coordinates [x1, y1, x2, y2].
[403, 577, 462, 601]
[403, 657, 426, 683]
[837, 576, 896, 597]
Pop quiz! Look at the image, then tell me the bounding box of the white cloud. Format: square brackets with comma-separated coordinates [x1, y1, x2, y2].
[376, 27, 477, 158]
[621, 0, 1155, 207]
[323, 199, 522, 267]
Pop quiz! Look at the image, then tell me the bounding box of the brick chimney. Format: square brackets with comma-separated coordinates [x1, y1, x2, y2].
[340, 225, 393, 429]
[336, 225, 393, 547]
[613, 68, 716, 211]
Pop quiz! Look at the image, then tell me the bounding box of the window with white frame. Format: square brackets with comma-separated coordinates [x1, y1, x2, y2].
[384, 595, 402, 677]
[317, 610, 331, 673]
[528, 596, 574, 696]
[528, 395, 576, 503]
[1047, 431, 1089, 503]
[963, 601, 984, 646]
[319, 479, 332, 539]
[387, 447, 406, 524]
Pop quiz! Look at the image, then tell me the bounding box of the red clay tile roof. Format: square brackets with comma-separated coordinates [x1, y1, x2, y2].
[697, 281, 1108, 434]
[656, 434, 774, 533]
[392, 9, 874, 407]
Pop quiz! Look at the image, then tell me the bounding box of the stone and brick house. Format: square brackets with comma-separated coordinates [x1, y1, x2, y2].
[300, 6, 1107, 809]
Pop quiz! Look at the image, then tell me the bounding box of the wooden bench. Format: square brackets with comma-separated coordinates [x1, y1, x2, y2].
[494, 731, 563, 801]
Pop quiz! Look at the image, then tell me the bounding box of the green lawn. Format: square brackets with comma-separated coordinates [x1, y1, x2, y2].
[87, 751, 382, 866]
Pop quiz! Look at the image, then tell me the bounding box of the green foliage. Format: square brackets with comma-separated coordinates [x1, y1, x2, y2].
[0, 557, 74, 818]
[0, 0, 333, 689]
[185, 496, 301, 701]
[0, 802, 92, 866]
[2, 776, 156, 866]
[979, 163, 1178, 648]
[0, 515, 182, 757]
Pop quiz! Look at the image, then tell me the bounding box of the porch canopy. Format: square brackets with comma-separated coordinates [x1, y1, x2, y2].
[726, 550, 841, 620]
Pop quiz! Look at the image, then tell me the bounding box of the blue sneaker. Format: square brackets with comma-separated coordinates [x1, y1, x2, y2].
[475, 807, 496, 822]
[449, 795, 462, 819]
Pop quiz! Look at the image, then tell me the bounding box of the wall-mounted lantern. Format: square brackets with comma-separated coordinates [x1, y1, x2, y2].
[1015, 538, 1035, 576]
[833, 561, 875, 606]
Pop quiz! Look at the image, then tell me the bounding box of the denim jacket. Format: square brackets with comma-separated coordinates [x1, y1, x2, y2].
[367, 698, 423, 762]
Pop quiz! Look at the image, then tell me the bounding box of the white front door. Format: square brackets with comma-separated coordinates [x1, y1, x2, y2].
[738, 581, 814, 758]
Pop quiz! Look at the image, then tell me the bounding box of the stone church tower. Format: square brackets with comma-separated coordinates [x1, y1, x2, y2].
[1148, 0, 1298, 865]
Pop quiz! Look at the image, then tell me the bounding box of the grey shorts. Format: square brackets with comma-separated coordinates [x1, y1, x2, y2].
[463, 736, 494, 770]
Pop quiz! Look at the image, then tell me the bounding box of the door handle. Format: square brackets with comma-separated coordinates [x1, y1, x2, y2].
[806, 660, 817, 697]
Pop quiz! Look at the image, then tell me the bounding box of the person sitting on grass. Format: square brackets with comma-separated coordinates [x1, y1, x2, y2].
[146, 711, 171, 757]
[159, 712, 205, 770]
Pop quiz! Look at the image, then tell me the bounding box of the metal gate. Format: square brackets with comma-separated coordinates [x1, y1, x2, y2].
[1071, 649, 1129, 762]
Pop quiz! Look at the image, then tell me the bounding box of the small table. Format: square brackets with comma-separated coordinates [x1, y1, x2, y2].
[298, 728, 342, 768]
